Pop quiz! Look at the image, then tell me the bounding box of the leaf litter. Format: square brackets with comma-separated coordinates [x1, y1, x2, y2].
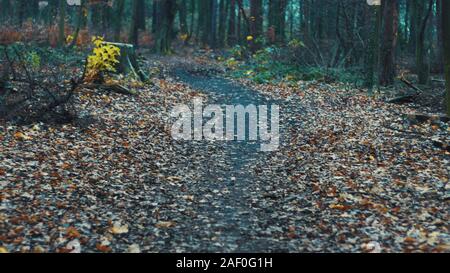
[0, 55, 448, 253]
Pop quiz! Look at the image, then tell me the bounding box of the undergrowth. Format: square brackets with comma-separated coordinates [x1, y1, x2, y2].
[222, 44, 364, 86]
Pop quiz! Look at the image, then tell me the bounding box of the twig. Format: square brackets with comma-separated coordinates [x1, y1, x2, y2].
[399, 75, 424, 93]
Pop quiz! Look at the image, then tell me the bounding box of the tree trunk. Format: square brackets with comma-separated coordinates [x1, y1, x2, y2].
[443, 0, 450, 116]
[114, 0, 126, 42]
[154, 0, 177, 54]
[268, 0, 288, 44]
[409, 0, 417, 53]
[380, 0, 399, 86]
[179, 0, 188, 35]
[69, 0, 86, 48]
[437, 0, 444, 73]
[218, 0, 227, 47]
[137, 0, 146, 31]
[415, 0, 433, 85]
[57, 0, 66, 48]
[189, 0, 196, 38]
[129, 0, 139, 46]
[103, 42, 149, 82]
[228, 0, 237, 45]
[250, 0, 263, 50]
[365, 4, 381, 90]
[210, 0, 218, 48]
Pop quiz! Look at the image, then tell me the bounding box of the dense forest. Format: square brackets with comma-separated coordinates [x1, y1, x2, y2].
[0, 1, 449, 254]
[0, 1, 449, 95]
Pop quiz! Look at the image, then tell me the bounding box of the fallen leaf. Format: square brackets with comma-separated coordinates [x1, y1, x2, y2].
[110, 222, 129, 234]
[14, 132, 32, 141]
[96, 243, 112, 253]
[66, 227, 81, 239]
[155, 221, 176, 228]
[329, 204, 351, 211]
[127, 244, 141, 253]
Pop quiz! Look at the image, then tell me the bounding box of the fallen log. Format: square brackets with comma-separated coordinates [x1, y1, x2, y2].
[399, 76, 424, 93]
[387, 76, 423, 104]
[386, 94, 416, 104]
[406, 113, 450, 124]
[80, 83, 137, 96]
[431, 78, 446, 83]
[102, 42, 149, 82]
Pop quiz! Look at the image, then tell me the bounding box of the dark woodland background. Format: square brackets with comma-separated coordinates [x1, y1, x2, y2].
[0, 1, 448, 100]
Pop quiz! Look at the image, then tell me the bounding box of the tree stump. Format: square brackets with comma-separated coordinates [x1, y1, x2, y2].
[102, 42, 149, 82]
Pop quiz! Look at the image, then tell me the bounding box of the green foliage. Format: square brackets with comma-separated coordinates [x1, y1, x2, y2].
[224, 45, 363, 85]
[287, 38, 305, 49]
[25, 51, 41, 70]
[229, 45, 245, 59]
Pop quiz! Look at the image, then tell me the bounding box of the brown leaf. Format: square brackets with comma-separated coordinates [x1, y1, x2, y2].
[155, 221, 176, 228]
[66, 227, 81, 239]
[96, 243, 112, 253]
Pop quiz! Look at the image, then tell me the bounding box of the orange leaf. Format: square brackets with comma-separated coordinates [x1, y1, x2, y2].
[66, 227, 81, 239]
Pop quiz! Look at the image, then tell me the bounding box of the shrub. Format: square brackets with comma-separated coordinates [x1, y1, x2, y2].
[86, 36, 121, 83]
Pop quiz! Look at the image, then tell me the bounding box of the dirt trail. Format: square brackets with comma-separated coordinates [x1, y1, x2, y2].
[170, 69, 290, 252]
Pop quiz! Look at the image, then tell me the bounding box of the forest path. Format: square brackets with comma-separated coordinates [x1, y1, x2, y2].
[169, 68, 291, 252]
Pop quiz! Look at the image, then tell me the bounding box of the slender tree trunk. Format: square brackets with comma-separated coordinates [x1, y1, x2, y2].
[129, 0, 139, 46]
[380, 0, 399, 86]
[437, 0, 444, 73]
[218, 0, 227, 47]
[17, 0, 26, 26]
[228, 0, 236, 45]
[250, 0, 263, 50]
[443, 0, 450, 116]
[268, 0, 288, 43]
[179, 0, 188, 35]
[1, 0, 12, 21]
[189, 0, 196, 38]
[365, 4, 381, 90]
[57, 0, 66, 48]
[69, 0, 86, 48]
[154, 0, 177, 53]
[210, 0, 218, 48]
[416, 0, 433, 85]
[200, 0, 211, 45]
[114, 0, 126, 42]
[409, 0, 417, 53]
[137, 0, 146, 31]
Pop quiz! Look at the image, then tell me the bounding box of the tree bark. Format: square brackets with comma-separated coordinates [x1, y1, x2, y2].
[415, 0, 433, 85]
[114, 0, 126, 42]
[228, 0, 237, 45]
[380, 0, 399, 86]
[443, 0, 450, 116]
[129, 0, 139, 46]
[250, 0, 263, 50]
[57, 0, 66, 48]
[154, 0, 177, 54]
[69, 0, 87, 48]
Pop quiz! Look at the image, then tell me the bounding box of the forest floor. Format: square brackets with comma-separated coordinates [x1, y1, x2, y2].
[0, 51, 449, 253]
